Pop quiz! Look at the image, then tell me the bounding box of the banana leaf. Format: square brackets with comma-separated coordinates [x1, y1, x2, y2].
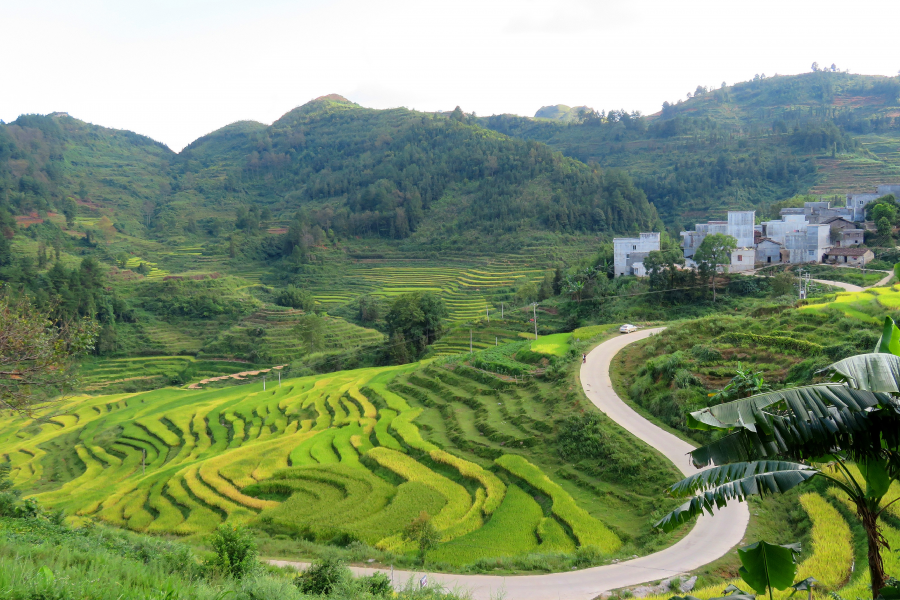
[738, 541, 801, 598]
[666, 461, 814, 498]
[875, 316, 900, 356]
[686, 384, 878, 431]
[828, 353, 900, 393]
[654, 463, 818, 532]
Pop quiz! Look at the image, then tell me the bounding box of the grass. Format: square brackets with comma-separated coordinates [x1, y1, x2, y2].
[531, 332, 572, 356]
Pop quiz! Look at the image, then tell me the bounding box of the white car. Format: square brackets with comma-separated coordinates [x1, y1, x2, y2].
[619, 324, 638, 334]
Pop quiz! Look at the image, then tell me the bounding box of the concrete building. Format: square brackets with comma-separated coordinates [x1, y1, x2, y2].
[785, 231, 807, 264]
[840, 229, 864, 247]
[614, 232, 660, 277]
[728, 211, 756, 248]
[763, 214, 808, 245]
[728, 249, 755, 272]
[681, 211, 755, 259]
[823, 247, 874, 266]
[823, 216, 856, 232]
[755, 238, 784, 264]
[805, 224, 831, 263]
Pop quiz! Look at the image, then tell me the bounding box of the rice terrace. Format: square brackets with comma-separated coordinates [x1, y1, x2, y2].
[7, 20, 900, 599]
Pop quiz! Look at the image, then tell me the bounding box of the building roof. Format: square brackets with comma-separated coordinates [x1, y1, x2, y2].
[757, 237, 783, 246]
[824, 247, 872, 256]
[822, 216, 855, 225]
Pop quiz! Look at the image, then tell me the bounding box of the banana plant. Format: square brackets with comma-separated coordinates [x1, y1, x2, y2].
[654, 348, 900, 600]
[737, 541, 801, 600]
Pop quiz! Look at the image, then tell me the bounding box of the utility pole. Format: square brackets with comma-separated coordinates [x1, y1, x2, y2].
[278, 369, 281, 387]
[501, 303, 504, 318]
[532, 303, 539, 340]
[486, 307, 489, 323]
[142, 449, 146, 475]
[263, 375, 266, 391]
[495, 336, 498, 346]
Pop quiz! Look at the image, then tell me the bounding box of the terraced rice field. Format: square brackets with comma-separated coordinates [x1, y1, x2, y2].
[78, 356, 265, 391]
[123, 256, 169, 279]
[309, 257, 549, 323]
[3, 347, 634, 566]
[801, 283, 900, 323]
[202, 309, 385, 363]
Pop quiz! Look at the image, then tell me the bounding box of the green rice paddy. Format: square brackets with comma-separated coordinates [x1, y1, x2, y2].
[0, 348, 662, 567]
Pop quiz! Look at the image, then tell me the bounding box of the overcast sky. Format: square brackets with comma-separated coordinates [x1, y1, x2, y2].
[3, 0, 899, 152]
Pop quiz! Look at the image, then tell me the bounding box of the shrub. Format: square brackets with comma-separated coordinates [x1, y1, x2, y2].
[674, 368, 701, 389]
[295, 556, 351, 595]
[207, 523, 258, 580]
[556, 414, 610, 462]
[275, 285, 314, 310]
[359, 572, 393, 598]
[690, 344, 722, 363]
[403, 511, 441, 562]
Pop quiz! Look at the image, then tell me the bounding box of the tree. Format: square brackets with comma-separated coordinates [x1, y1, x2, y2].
[877, 216, 893, 240]
[0, 292, 98, 414]
[538, 272, 554, 301]
[293, 314, 325, 353]
[871, 202, 898, 224]
[275, 285, 314, 311]
[770, 271, 795, 297]
[357, 295, 380, 324]
[811, 62, 819, 72]
[403, 511, 441, 563]
[694, 233, 737, 273]
[694, 233, 737, 298]
[654, 318, 900, 599]
[385, 292, 448, 360]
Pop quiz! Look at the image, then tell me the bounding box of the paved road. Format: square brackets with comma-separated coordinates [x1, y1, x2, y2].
[271, 329, 750, 600]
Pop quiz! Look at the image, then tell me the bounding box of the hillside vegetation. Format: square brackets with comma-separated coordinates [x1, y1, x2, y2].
[480, 71, 900, 230]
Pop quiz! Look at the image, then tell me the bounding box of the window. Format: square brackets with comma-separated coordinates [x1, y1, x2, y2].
[632, 245, 637, 250]
[737, 255, 743, 261]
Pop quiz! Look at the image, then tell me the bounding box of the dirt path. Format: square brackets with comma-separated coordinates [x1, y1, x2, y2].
[269, 329, 750, 600]
[188, 365, 285, 389]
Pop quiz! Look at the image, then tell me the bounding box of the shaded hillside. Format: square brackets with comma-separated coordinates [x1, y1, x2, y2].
[480, 72, 900, 230]
[0, 99, 662, 256]
[180, 96, 662, 249]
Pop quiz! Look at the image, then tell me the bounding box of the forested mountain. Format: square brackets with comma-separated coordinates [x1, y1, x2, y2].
[3, 72, 900, 258]
[479, 71, 900, 231]
[0, 96, 662, 256]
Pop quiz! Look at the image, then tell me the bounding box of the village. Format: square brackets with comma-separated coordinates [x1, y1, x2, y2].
[613, 184, 900, 277]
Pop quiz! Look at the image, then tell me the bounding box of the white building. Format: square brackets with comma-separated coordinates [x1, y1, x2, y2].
[614, 232, 660, 277]
[681, 211, 756, 258]
[727, 249, 755, 272]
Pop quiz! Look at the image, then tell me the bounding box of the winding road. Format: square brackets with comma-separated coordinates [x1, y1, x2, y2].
[271, 329, 750, 600]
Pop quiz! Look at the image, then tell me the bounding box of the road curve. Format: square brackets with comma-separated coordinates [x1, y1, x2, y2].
[270, 329, 749, 600]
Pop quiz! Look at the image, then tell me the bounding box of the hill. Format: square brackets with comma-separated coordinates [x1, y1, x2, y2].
[0, 98, 661, 258]
[479, 71, 900, 231]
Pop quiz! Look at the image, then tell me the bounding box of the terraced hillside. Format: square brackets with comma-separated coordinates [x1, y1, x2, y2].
[1, 331, 681, 569]
[77, 356, 268, 392]
[309, 256, 549, 323]
[200, 308, 385, 364]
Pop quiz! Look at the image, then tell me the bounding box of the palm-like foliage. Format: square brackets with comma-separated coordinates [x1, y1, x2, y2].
[654, 330, 900, 600]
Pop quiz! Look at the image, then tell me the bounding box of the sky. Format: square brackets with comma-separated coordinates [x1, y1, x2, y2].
[3, 0, 899, 152]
